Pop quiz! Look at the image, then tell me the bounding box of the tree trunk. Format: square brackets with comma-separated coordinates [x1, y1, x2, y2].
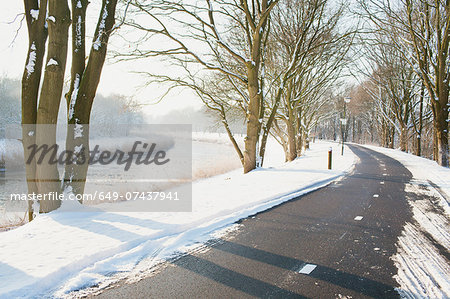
[259, 88, 281, 167]
[22, 0, 49, 220]
[35, 0, 71, 212]
[380, 122, 386, 147]
[21, 0, 119, 217]
[433, 127, 438, 161]
[285, 100, 297, 161]
[243, 64, 262, 173]
[64, 0, 118, 197]
[65, 0, 87, 110]
[282, 142, 289, 162]
[434, 104, 449, 167]
[416, 84, 424, 156]
[296, 107, 302, 156]
[352, 116, 356, 143]
[434, 28, 449, 167]
[222, 112, 244, 166]
[304, 134, 310, 149]
[286, 119, 297, 161]
[399, 125, 408, 152]
[389, 126, 395, 149]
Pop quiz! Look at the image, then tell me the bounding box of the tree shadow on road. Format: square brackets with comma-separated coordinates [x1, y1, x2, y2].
[171, 252, 308, 298]
[201, 239, 400, 298]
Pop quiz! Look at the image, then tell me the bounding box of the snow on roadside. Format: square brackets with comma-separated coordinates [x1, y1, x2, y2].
[0, 141, 356, 298]
[393, 223, 449, 298]
[362, 145, 450, 215]
[361, 145, 450, 298]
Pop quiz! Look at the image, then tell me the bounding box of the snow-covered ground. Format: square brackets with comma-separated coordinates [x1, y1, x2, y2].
[0, 140, 355, 298]
[361, 145, 450, 298]
[1, 140, 449, 298]
[0, 133, 242, 226]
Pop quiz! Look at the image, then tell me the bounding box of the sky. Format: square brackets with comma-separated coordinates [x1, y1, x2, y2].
[0, 2, 202, 118]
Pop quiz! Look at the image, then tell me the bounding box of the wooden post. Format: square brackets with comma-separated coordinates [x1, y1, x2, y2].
[328, 147, 332, 170]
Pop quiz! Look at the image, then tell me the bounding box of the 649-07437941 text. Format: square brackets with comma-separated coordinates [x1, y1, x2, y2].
[10, 191, 180, 202]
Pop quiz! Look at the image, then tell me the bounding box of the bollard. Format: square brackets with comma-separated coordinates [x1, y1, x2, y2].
[328, 147, 332, 170]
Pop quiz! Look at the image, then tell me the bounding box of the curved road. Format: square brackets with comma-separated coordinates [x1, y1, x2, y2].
[95, 145, 414, 298]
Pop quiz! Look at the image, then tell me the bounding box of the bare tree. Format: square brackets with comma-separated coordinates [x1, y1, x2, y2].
[267, 0, 354, 160]
[21, 0, 119, 218]
[122, 0, 279, 173]
[360, 33, 418, 151]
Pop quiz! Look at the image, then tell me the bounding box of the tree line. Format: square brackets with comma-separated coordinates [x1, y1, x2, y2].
[15, 0, 449, 216]
[347, 0, 449, 165]
[121, 0, 356, 170]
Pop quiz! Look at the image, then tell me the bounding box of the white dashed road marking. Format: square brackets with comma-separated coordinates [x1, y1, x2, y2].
[354, 216, 363, 221]
[339, 232, 348, 240]
[297, 264, 317, 274]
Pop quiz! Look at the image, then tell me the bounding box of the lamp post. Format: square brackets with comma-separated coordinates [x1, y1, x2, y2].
[340, 97, 351, 155]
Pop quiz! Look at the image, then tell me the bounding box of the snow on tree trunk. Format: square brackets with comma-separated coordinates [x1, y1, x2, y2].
[64, 0, 118, 198]
[35, 0, 71, 213]
[21, 0, 119, 217]
[22, 0, 49, 220]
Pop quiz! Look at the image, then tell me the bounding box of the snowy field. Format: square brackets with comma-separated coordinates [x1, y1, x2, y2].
[361, 145, 450, 298]
[0, 133, 242, 226]
[0, 139, 355, 298]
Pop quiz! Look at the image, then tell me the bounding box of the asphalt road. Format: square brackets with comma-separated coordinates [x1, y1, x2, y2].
[95, 144, 413, 298]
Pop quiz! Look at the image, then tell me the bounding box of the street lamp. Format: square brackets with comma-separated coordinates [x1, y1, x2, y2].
[340, 97, 351, 155]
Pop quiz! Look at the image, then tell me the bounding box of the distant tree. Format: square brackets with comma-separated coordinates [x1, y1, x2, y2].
[360, 33, 418, 152]
[359, 0, 450, 166]
[268, 0, 354, 161]
[0, 78, 21, 125]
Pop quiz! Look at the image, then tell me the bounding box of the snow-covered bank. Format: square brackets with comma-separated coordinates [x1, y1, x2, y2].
[361, 145, 450, 298]
[361, 145, 450, 214]
[0, 141, 355, 298]
[0, 136, 241, 227]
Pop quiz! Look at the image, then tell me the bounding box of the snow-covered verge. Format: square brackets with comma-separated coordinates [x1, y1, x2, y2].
[361, 145, 450, 298]
[192, 131, 244, 146]
[0, 141, 355, 298]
